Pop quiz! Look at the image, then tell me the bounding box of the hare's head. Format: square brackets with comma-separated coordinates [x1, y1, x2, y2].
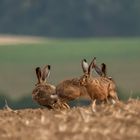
[80, 58, 96, 86]
[80, 74, 89, 86]
[35, 64, 51, 85]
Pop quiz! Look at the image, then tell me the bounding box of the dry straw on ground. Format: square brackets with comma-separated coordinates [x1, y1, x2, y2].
[0, 99, 140, 140]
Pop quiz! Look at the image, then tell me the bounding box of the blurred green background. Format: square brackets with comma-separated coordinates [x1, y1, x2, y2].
[0, 0, 140, 109]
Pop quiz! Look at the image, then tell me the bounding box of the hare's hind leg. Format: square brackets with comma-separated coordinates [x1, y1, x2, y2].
[108, 90, 119, 104]
[91, 99, 96, 112]
[61, 102, 70, 109]
[53, 100, 70, 109]
[104, 97, 110, 104]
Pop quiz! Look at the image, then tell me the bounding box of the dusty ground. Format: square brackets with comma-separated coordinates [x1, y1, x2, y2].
[0, 99, 140, 140]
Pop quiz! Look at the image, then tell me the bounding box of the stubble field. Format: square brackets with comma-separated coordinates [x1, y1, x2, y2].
[0, 99, 140, 140]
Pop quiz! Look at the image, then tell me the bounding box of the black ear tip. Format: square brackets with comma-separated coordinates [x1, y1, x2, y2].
[101, 63, 106, 66]
[36, 67, 40, 71]
[83, 59, 87, 62]
[48, 65, 51, 70]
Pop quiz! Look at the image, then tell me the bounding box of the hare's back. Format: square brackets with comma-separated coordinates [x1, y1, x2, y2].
[56, 79, 81, 102]
[92, 77, 118, 100]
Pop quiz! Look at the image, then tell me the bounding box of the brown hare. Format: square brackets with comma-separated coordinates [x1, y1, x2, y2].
[80, 58, 119, 104]
[92, 57, 119, 102]
[32, 65, 58, 109]
[32, 65, 70, 109]
[56, 62, 88, 105]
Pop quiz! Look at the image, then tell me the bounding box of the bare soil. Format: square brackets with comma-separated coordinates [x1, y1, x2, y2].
[0, 99, 140, 140]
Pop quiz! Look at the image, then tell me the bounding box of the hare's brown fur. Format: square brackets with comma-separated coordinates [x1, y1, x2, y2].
[32, 65, 70, 109]
[80, 75, 118, 102]
[32, 83, 56, 108]
[56, 78, 88, 103]
[80, 58, 119, 103]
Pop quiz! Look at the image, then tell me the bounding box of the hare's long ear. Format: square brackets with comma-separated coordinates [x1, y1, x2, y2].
[92, 57, 96, 68]
[92, 57, 102, 76]
[42, 65, 51, 82]
[101, 63, 107, 77]
[35, 67, 42, 84]
[81, 59, 89, 73]
[88, 57, 96, 75]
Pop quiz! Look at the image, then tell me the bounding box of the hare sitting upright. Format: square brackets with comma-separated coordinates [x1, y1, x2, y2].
[80, 58, 119, 104]
[32, 65, 58, 109]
